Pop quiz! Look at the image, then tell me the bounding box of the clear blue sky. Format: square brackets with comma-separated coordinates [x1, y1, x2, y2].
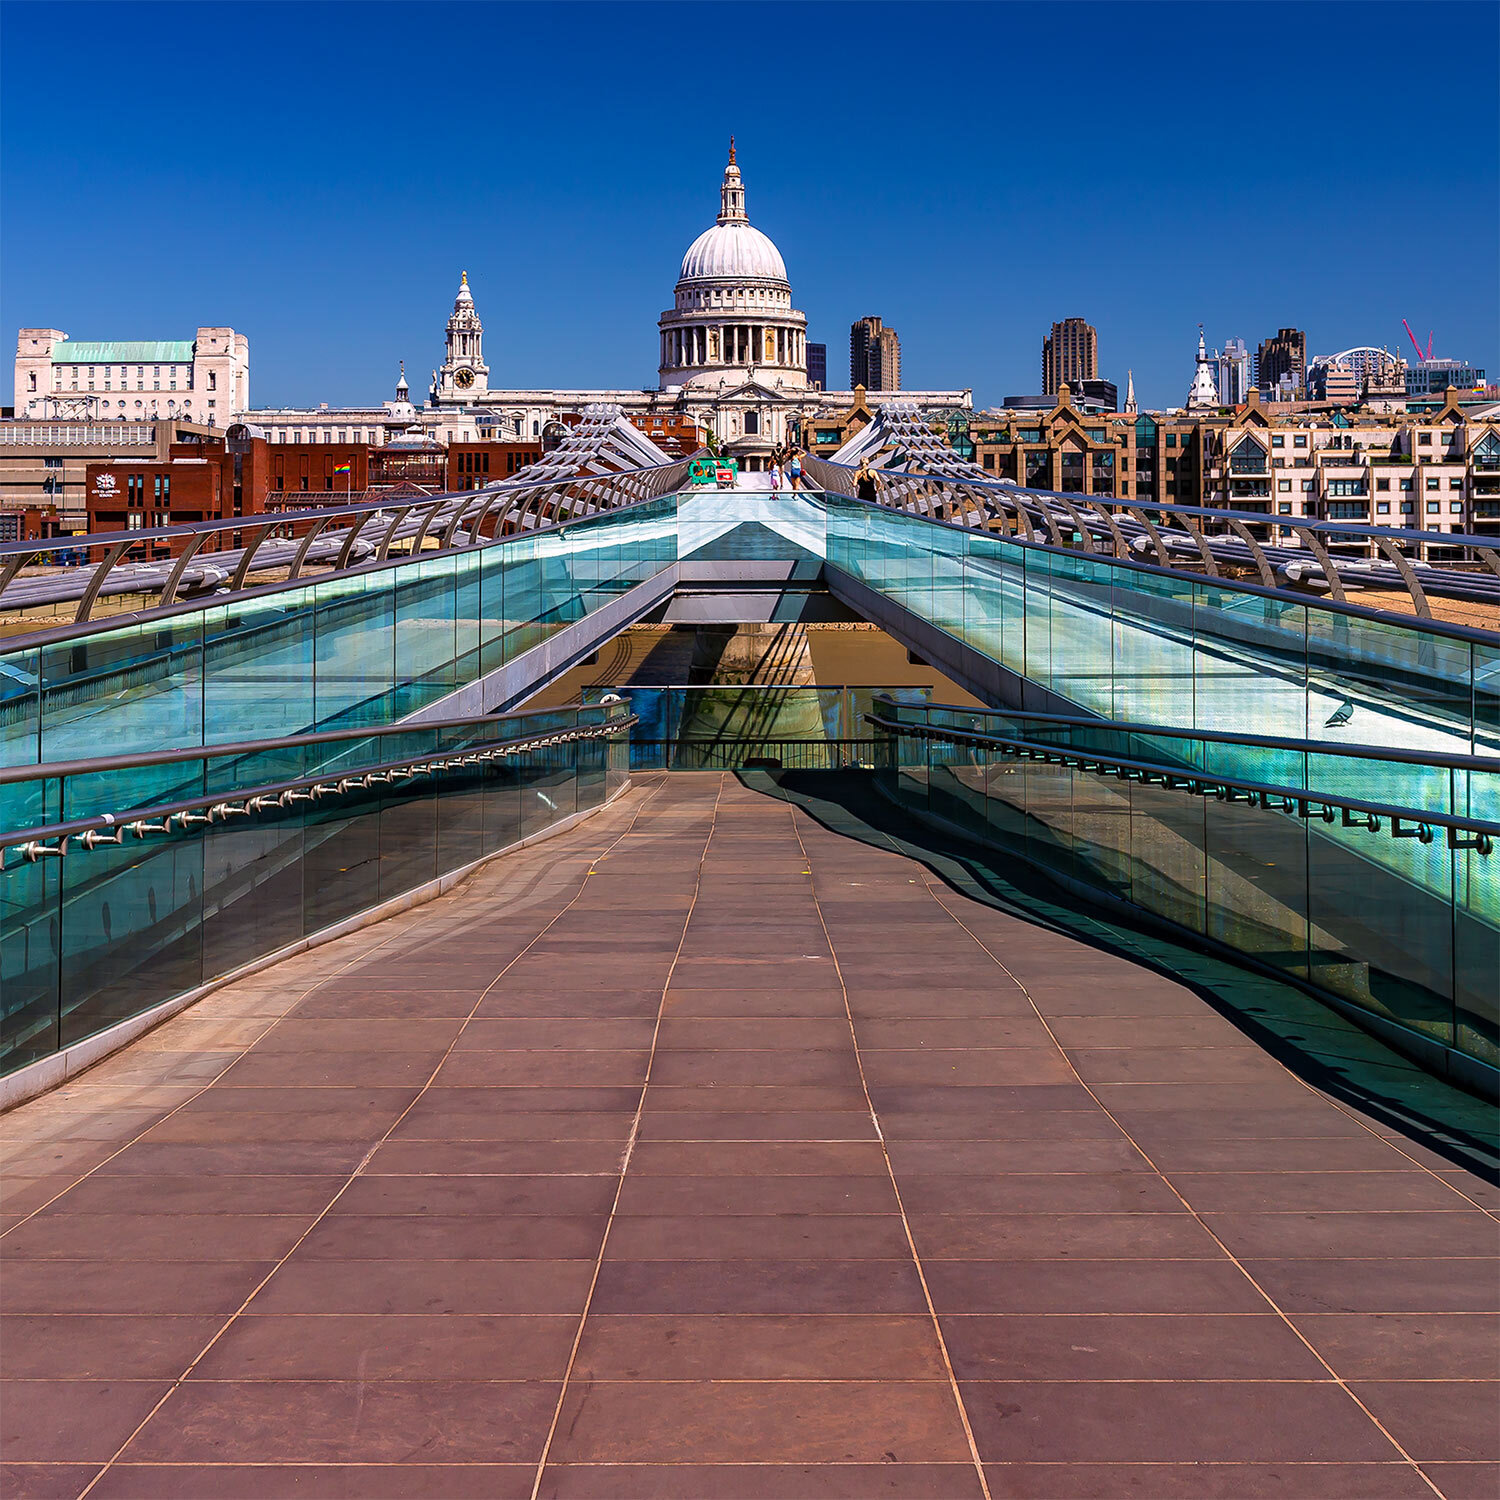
[3, 1, 1496, 412]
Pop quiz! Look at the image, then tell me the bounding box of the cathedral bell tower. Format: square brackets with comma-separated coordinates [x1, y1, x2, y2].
[434, 271, 489, 406]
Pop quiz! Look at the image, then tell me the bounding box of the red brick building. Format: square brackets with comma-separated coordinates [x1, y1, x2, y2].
[85, 429, 271, 553]
[627, 412, 704, 457]
[447, 441, 543, 490]
[83, 429, 549, 554]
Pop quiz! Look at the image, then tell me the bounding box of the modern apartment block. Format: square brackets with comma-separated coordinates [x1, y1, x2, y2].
[1255, 327, 1307, 398]
[850, 317, 901, 391]
[1041, 318, 1098, 397]
[806, 342, 827, 391]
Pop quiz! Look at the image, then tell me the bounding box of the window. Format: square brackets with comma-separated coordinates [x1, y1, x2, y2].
[1278, 479, 1291, 492]
[1278, 502, 1292, 514]
[1419, 432, 1432, 445]
[126, 511, 143, 530]
[1376, 479, 1390, 491]
[1294, 435, 1307, 448]
[1451, 502, 1464, 514]
[208, 372, 217, 390]
[1229, 437, 1267, 473]
[1086, 428, 1106, 441]
[1327, 479, 1367, 496]
[744, 411, 759, 435]
[1450, 479, 1463, 490]
[1166, 434, 1178, 447]
[1401, 501, 1414, 514]
[1302, 480, 1315, 492]
[1400, 479, 1413, 491]
[1426, 477, 1440, 490]
[1271, 435, 1284, 447]
[1377, 502, 1390, 514]
[1427, 501, 1440, 513]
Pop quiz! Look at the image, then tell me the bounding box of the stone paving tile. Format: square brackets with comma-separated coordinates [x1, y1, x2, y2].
[0, 1466, 101, 1500]
[959, 1380, 1402, 1463]
[537, 1463, 985, 1499]
[117, 1380, 559, 1463]
[87, 1465, 536, 1499]
[545, 1380, 973, 1464]
[980, 1462, 1436, 1498]
[1, 771, 1492, 1499]
[1419, 1463, 1500, 1499]
[1353, 1382, 1500, 1463]
[1291, 1313, 1500, 1378]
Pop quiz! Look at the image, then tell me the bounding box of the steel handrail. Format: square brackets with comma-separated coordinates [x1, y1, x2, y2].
[804, 476, 1500, 649]
[817, 457, 1500, 554]
[0, 701, 626, 785]
[871, 696, 1500, 774]
[0, 460, 680, 561]
[0, 713, 638, 861]
[0, 491, 682, 655]
[864, 712, 1499, 850]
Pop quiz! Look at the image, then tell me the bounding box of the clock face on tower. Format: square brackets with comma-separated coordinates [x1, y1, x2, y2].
[453, 368, 475, 390]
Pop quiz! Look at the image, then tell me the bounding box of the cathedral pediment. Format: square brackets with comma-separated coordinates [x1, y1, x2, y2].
[712, 376, 794, 403]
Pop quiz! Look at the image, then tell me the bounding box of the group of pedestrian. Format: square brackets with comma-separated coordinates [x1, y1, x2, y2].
[768, 445, 804, 494]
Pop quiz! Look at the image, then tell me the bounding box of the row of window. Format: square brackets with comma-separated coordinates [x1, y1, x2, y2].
[122, 474, 171, 506]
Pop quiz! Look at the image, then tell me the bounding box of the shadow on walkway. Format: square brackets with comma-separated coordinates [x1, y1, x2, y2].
[749, 768, 1500, 1182]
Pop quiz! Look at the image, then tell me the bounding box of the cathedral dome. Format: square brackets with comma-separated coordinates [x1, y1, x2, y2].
[679, 222, 787, 285]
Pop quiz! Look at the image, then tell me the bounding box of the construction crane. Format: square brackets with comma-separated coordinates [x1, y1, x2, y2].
[1402, 318, 1434, 364]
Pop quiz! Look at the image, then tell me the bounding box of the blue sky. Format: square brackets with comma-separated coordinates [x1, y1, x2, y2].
[3, 1, 1496, 412]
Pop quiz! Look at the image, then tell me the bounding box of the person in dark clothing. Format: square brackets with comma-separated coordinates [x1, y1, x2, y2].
[854, 459, 880, 503]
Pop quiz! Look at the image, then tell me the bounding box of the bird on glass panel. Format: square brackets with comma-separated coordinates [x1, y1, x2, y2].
[1324, 699, 1355, 728]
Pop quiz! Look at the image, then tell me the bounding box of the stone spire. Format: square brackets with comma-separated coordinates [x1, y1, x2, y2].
[718, 137, 747, 225]
[1186, 326, 1220, 410]
[395, 360, 408, 398]
[1125, 369, 1137, 414]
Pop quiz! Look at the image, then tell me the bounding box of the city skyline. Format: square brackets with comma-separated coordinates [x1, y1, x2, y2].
[2, 1, 1497, 413]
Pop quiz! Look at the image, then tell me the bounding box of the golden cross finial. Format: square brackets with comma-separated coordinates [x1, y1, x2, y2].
[728, 135, 736, 165]
[461, 270, 468, 285]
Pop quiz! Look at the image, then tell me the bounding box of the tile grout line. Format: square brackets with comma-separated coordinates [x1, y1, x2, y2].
[71, 778, 668, 1500]
[922, 878, 1448, 1500]
[527, 772, 726, 1500]
[785, 800, 994, 1500]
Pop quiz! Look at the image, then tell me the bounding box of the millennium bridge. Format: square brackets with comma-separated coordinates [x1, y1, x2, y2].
[1, 408, 1495, 1498]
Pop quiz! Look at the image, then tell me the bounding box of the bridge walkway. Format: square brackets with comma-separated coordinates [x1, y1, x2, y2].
[1, 775, 1495, 1499]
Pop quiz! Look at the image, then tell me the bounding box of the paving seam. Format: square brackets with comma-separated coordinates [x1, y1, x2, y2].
[784, 797, 995, 1500]
[69, 775, 670, 1500]
[918, 876, 1449, 1499]
[527, 771, 726, 1500]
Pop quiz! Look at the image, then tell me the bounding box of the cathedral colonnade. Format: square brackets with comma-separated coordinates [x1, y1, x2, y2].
[661, 325, 805, 371]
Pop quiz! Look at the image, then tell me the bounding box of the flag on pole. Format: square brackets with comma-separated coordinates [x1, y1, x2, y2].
[334, 461, 352, 475]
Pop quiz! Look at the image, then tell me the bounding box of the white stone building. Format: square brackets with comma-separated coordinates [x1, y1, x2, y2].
[14, 327, 248, 424]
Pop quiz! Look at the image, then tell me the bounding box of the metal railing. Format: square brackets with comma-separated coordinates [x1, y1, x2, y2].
[865, 696, 1498, 1094]
[0, 409, 690, 625]
[0, 708, 638, 866]
[865, 705, 1498, 854]
[0, 701, 636, 1080]
[807, 420, 1500, 618]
